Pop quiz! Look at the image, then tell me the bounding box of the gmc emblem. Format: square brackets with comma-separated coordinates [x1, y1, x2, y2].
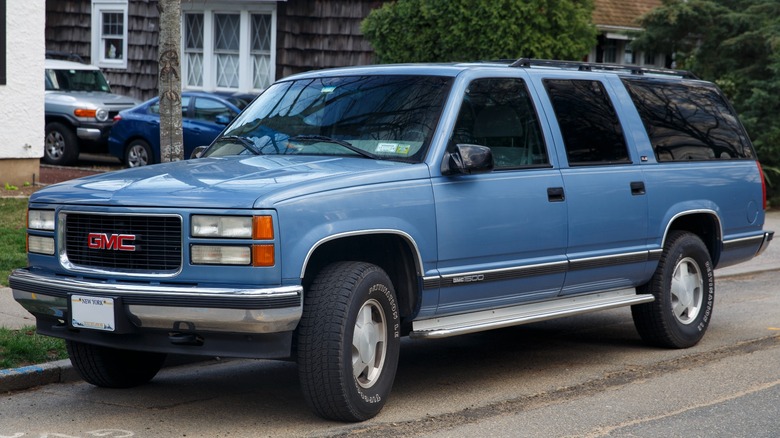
[87, 233, 137, 251]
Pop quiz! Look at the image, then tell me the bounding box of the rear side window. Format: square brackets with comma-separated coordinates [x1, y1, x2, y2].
[622, 78, 754, 161]
[544, 79, 630, 165]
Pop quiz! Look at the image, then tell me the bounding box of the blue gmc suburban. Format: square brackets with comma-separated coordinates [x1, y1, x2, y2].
[10, 59, 773, 421]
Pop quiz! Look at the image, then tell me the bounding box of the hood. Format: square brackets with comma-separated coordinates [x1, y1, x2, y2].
[45, 91, 140, 108]
[30, 156, 429, 209]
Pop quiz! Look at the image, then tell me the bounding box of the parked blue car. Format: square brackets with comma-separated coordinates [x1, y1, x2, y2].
[108, 91, 245, 167]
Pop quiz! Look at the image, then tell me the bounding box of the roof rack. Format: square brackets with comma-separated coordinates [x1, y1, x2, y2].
[509, 58, 698, 79]
[45, 50, 87, 64]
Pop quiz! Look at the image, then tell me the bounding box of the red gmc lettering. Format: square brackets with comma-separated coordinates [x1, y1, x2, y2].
[87, 233, 136, 251]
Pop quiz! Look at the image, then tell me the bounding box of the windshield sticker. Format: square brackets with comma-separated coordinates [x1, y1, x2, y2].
[376, 143, 412, 155]
[321, 86, 337, 94]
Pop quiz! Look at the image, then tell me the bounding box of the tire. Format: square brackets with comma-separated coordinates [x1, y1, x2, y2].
[125, 139, 153, 167]
[296, 262, 401, 422]
[44, 122, 80, 165]
[66, 340, 167, 388]
[632, 230, 714, 348]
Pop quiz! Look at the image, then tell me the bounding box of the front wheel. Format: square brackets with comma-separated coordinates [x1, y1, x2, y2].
[632, 231, 714, 348]
[296, 262, 401, 422]
[66, 340, 167, 388]
[44, 122, 79, 165]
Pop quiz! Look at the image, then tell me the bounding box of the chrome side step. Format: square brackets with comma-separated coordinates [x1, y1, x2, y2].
[410, 288, 654, 339]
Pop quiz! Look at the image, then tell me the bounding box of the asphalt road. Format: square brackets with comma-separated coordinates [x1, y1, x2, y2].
[1, 268, 778, 437]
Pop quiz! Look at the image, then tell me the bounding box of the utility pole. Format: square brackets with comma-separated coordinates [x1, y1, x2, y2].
[158, 0, 183, 162]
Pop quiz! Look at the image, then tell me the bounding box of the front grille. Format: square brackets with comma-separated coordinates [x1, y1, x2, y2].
[64, 213, 182, 273]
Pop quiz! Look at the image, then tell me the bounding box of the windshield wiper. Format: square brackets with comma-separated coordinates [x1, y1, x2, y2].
[287, 135, 381, 160]
[216, 135, 263, 155]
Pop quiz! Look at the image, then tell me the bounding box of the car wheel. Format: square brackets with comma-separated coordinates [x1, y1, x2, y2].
[125, 139, 153, 167]
[297, 262, 401, 421]
[66, 340, 167, 388]
[632, 230, 714, 348]
[44, 122, 79, 165]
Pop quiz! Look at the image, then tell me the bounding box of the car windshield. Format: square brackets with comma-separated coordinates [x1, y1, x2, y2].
[203, 75, 453, 162]
[45, 68, 111, 92]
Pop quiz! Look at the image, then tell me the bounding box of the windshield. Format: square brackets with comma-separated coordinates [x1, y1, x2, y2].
[45, 68, 111, 92]
[203, 75, 453, 162]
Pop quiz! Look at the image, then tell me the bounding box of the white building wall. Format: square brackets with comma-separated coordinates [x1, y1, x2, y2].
[0, 2, 44, 163]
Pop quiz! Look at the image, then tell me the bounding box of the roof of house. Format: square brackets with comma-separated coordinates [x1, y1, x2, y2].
[592, 0, 661, 30]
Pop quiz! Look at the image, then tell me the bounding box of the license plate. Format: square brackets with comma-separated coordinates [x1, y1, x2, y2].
[71, 295, 115, 331]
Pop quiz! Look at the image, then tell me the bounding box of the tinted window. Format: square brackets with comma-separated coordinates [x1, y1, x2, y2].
[622, 78, 754, 161]
[544, 79, 630, 165]
[193, 97, 235, 122]
[451, 78, 548, 169]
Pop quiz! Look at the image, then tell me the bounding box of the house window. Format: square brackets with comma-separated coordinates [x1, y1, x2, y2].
[184, 14, 204, 87]
[214, 13, 240, 88]
[182, 5, 276, 92]
[91, 0, 128, 69]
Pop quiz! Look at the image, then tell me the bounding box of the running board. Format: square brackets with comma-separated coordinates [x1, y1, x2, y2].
[410, 289, 654, 339]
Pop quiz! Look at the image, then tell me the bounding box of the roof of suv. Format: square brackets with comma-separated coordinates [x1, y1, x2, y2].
[44, 59, 100, 71]
[283, 58, 697, 82]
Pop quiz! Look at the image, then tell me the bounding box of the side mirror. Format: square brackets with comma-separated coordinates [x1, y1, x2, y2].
[441, 144, 494, 176]
[190, 145, 209, 159]
[215, 115, 232, 125]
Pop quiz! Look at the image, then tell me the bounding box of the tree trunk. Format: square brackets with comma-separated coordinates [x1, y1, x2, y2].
[158, 0, 183, 162]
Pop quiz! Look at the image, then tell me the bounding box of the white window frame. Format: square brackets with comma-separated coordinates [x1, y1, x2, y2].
[91, 0, 129, 69]
[181, 3, 277, 93]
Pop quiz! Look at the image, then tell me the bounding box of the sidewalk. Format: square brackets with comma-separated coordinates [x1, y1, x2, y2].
[2, 210, 779, 391]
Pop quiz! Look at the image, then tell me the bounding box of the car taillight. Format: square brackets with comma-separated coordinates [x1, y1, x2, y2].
[758, 161, 767, 211]
[113, 114, 122, 123]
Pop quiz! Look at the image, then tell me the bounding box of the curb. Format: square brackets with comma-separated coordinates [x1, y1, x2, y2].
[0, 359, 80, 393]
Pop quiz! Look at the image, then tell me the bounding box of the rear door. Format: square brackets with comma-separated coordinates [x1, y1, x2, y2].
[533, 74, 650, 295]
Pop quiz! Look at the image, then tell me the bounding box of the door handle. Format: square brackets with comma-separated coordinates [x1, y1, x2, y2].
[630, 181, 646, 196]
[547, 187, 565, 202]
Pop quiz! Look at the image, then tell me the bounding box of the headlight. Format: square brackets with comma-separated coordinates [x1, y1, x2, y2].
[28, 210, 55, 230]
[192, 215, 273, 239]
[96, 108, 109, 122]
[191, 245, 251, 265]
[28, 235, 55, 255]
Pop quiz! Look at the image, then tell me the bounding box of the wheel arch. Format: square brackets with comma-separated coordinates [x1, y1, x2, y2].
[301, 230, 423, 330]
[662, 209, 722, 266]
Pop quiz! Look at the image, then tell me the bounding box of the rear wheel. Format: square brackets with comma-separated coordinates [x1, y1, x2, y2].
[125, 139, 153, 167]
[632, 231, 714, 348]
[66, 340, 166, 388]
[44, 122, 79, 165]
[296, 262, 401, 421]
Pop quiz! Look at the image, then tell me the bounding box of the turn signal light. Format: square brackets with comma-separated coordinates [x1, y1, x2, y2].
[253, 244, 275, 267]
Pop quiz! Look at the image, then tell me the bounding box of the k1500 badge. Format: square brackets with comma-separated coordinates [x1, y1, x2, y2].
[87, 233, 136, 251]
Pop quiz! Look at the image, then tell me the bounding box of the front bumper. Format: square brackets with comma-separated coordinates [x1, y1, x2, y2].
[9, 269, 303, 358]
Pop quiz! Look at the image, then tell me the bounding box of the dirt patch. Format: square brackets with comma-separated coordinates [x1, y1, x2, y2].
[1, 165, 109, 198]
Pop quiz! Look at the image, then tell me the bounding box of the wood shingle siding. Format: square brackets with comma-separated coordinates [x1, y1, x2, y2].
[276, 0, 386, 79]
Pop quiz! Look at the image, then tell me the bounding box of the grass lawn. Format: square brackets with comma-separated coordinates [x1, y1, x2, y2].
[0, 325, 68, 368]
[0, 198, 27, 287]
[0, 198, 68, 368]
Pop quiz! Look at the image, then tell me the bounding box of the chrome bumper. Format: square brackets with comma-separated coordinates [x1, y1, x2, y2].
[9, 269, 303, 334]
[756, 231, 774, 257]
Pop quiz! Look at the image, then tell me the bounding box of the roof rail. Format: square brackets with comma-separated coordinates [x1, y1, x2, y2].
[509, 58, 698, 79]
[45, 50, 87, 64]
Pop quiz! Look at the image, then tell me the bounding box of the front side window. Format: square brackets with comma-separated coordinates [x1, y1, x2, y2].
[91, 1, 128, 69]
[622, 78, 754, 161]
[451, 78, 548, 169]
[193, 97, 235, 122]
[544, 79, 630, 165]
[205, 75, 453, 162]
